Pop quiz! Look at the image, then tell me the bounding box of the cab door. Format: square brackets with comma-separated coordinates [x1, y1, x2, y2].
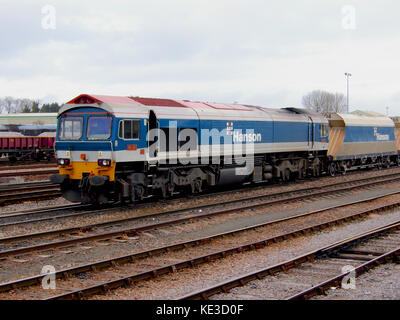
[148, 110, 159, 162]
[308, 116, 315, 149]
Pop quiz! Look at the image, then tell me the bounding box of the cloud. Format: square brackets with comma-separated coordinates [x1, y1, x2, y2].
[0, 0, 400, 115]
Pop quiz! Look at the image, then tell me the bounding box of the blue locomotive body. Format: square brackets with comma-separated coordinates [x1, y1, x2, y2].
[51, 94, 397, 204]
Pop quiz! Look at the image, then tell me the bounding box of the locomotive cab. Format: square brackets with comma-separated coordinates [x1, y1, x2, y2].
[51, 94, 148, 204]
[53, 94, 336, 206]
[51, 106, 116, 203]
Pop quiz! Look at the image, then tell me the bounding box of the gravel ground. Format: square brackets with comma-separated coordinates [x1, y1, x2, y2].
[211, 230, 400, 300]
[3, 192, 400, 299]
[312, 263, 400, 300]
[84, 208, 400, 300]
[1, 180, 398, 252]
[211, 258, 362, 300]
[0, 168, 64, 214]
[2, 173, 400, 239]
[0, 184, 400, 286]
[0, 166, 398, 223]
[0, 168, 400, 299]
[0, 169, 54, 184]
[0, 197, 71, 215]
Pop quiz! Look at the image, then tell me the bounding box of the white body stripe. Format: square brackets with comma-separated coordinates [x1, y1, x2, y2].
[58, 141, 328, 164]
[111, 142, 328, 163]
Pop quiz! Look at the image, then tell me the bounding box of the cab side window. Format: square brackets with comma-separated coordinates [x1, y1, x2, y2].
[119, 120, 140, 140]
[320, 123, 328, 137]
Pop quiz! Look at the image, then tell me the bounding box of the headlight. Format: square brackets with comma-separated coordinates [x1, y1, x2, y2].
[98, 159, 111, 167]
[58, 158, 70, 166]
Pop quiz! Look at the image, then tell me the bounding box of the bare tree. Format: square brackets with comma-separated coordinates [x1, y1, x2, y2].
[3, 96, 15, 113]
[18, 98, 34, 113]
[302, 90, 346, 113]
[0, 97, 35, 113]
[0, 97, 60, 114]
[330, 92, 347, 112]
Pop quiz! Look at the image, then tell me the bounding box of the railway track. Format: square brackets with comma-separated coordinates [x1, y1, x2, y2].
[0, 181, 60, 205]
[1, 186, 400, 299]
[180, 221, 400, 300]
[0, 165, 58, 178]
[0, 180, 56, 194]
[1, 168, 399, 226]
[1, 170, 400, 259]
[0, 169, 395, 225]
[0, 163, 56, 170]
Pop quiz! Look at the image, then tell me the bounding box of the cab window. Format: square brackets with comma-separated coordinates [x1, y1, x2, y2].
[87, 116, 112, 140]
[58, 116, 83, 140]
[119, 120, 140, 140]
[320, 123, 328, 137]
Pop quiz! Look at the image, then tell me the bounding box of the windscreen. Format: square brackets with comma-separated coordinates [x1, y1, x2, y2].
[87, 116, 112, 139]
[58, 116, 83, 140]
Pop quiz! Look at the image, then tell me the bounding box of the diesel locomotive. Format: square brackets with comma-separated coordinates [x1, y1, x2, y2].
[50, 94, 399, 204]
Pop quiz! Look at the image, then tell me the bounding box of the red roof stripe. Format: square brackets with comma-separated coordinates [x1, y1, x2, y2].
[129, 97, 187, 108]
[66, 94, 253, 111]
[66, 94, 140, 105]
[66, 94, 102, 104]
[177, 100, 215, 110]
[91, 95, 142, 105]
[204, 102, 253, 111]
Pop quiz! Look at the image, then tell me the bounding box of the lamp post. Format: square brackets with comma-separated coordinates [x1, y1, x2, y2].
[345, 72, 352, 113]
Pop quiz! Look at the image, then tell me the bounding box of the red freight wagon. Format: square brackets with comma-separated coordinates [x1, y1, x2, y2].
[0, 136, 55, 162]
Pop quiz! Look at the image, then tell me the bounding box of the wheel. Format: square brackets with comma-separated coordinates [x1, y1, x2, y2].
[312, 165, 320, 177]
[297, 159, 307, 180]
[131, 184, 145, 201]
[191, 179, 202, 194]
[282, 168, 291, 182]
[328, 163, 336, 177]
[385, 157, 391, 168]
[377, 159, 382, 170]
[195, 179, 202, 193]
[166, 182, 175, 196]
[8, 155, 17, 163]
[298, 167, 306, 179]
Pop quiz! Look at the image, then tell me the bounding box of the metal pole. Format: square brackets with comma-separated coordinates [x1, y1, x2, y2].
[346, 76, 349, 113]
[345, 73, 351, 113]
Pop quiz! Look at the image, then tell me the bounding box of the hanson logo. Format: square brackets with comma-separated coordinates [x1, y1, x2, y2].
[374, 127, 389, 141]
[233, 131, 262, 143]
[226, 122, 234, 135]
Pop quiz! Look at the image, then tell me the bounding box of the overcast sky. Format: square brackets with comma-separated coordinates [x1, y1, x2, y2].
[0, 0, 399, 114]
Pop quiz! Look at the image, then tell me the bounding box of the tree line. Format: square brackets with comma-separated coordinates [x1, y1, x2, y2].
[1, 91, 346, 114]
[0, 97, 61, 113]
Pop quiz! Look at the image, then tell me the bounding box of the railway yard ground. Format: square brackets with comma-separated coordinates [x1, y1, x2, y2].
[0, 165, 399, 301]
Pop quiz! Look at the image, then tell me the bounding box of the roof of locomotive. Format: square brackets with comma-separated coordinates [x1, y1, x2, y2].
[60, 94, 265, 116]
[59, 94, 325, 123]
